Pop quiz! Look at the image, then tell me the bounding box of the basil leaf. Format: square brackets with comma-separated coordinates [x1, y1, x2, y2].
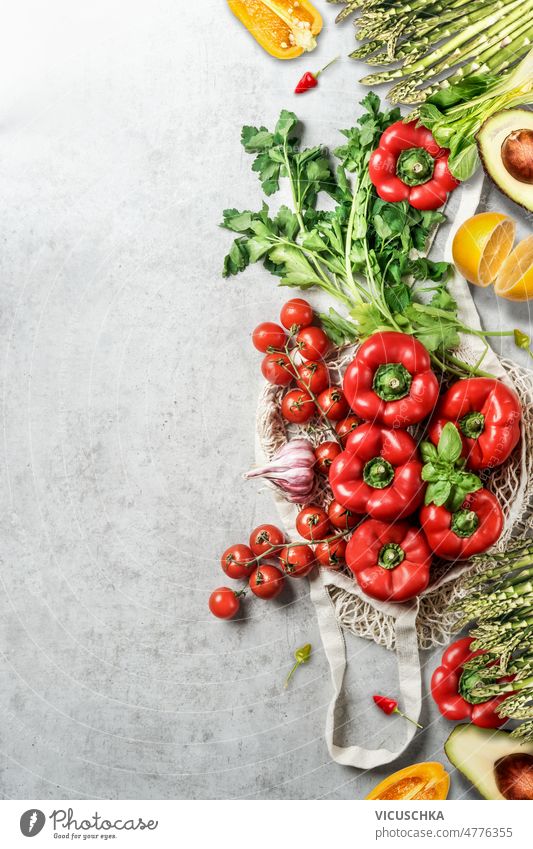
[438, 422, 463, 463]
[425, 480, 451, 506]
[420, 442, 438, 464]
[447, 487, 468, 513]
[421, 462, 439, 482]
[459, 472, 483, 493]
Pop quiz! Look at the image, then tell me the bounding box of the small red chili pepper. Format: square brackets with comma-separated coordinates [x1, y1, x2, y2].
[294, 57, 338, 94]
[373, 694, 423, 728]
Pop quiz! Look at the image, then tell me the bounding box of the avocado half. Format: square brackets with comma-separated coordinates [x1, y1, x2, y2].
[445, 724, 533, 800]
[477, 109, 533, 212]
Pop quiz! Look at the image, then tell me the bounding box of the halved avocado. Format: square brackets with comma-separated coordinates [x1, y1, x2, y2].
[477, 109, 533, 212]
[445, 724, 533, 800]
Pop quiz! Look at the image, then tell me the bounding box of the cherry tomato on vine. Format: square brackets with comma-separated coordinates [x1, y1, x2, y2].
[279, 544, 316, 577]
[328, 500, 360, 530]
[296, 326, 330, 362]
[335, 416, 361, 444]
[261, 352, 294, 386]
[221, 544, 255, 580]
[315, 441, 342, 475]
[296, 360, 330, 395]
[249, 565, 285, 599]
[315, 537, 347, 569]
[280, 298, 313, 331]
[296, 505, 331, 541]
[317, 386, 349, 421]
[252, 322, 287, 353]
[209, 587, 242, 619]
[249, 523, 285, 556]
[281, 389, 316, 424]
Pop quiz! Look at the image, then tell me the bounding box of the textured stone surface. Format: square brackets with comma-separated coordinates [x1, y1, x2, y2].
[0, 1, 531, 800]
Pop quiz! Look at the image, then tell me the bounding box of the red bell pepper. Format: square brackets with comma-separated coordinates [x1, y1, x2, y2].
[330, 422, 424, 521]
[420, 488, 503, 560]
[343, 331, 439, 428]
[429, 377, 521, 471]
[346, 519, 432, 602]
[431, 637, 510, 728]
[369, 120, 460, 210]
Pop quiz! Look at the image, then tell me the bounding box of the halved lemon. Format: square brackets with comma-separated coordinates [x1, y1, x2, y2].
[494, 234, 533, 301]
[452, 211, 516, 287]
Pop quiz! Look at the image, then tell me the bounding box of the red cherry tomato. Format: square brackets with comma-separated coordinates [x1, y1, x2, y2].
[328, 500, 359, 530]
[296, 360, 330, 395]
[249, 523, 285, 556]
[317, 386, 349, 421]
[249, 565, 285, 599]
[296, 326, 330, 362]
[315, 441, 342, 475]
[280, 298, 313, 331]
[281, 389, 316, 424]
[209, 587, 241, 619]
[279, 544, 316, 577]
[296, 505, 331, 541]
[335, 416, 360, 445]
[252, 322, 287, 353]
[221, 544, 255, 580]
[315, 537, 347, 569]
[261, 352, 294, 386]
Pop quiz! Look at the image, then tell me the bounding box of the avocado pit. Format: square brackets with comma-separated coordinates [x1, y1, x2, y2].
[501, 129, 533, 184]
[494, 753, 533, 800]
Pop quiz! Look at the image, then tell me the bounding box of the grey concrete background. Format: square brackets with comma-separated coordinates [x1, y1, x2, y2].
[0, 1, 531, 800]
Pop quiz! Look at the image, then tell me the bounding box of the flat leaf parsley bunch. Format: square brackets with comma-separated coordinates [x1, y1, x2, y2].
[222, 94, 518, 377]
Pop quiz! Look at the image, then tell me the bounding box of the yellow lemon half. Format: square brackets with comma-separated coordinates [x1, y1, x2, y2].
[494, 234, 533, 301]
[452, 212, 516, 287]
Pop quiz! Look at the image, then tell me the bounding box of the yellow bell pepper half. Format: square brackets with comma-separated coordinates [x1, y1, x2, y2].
[227, 0, 322, 60]
[366, 762, 450, 801]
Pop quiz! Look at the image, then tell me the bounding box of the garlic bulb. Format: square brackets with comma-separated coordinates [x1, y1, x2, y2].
[244, 439, 316, 503]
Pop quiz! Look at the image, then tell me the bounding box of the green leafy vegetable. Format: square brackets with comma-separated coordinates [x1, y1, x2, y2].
[221, 96, 508, 377]
[421, 423, 482, 511]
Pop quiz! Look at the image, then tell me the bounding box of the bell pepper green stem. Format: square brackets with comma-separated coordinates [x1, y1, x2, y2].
[378, 543, 405, 570]
[372, 362, 412, 400]
[396, 147, 435, 186]
[459, 411, 485, 438]
[363, 457, 395, 489]
[451, 508, 480, 538]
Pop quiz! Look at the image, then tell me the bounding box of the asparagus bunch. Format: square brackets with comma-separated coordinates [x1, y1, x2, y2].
[330, 0, 533, 103]
[453, 539, 533, 740]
